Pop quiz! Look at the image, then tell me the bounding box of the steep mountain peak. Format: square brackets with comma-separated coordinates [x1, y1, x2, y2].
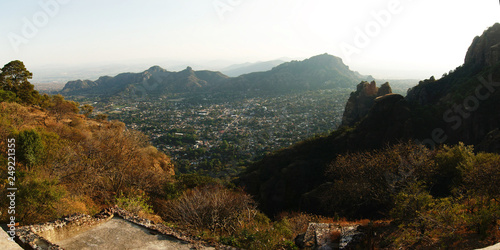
[309, 53, 342, 61]
[147, 65, 167, 73]
[301, 53, 345, 68]
[464, 23, 500, 68]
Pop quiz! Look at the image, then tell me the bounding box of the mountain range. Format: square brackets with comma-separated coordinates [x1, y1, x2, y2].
[61, 54, 373, 97]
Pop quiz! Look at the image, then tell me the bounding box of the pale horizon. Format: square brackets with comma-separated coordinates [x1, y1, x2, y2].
[1, 0, 499, 83]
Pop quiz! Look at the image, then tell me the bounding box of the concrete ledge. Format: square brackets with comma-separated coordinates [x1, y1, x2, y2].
[0, 225, 22, 250]
[15, 206, 217, 250]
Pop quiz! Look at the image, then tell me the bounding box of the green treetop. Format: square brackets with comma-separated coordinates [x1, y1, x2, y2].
[0, 60, 39, 104]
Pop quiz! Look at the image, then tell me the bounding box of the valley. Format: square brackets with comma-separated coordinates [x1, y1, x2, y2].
[71, 89, 351, 177]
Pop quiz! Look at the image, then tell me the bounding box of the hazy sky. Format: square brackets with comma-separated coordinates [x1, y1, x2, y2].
[0, 0, 499, 81]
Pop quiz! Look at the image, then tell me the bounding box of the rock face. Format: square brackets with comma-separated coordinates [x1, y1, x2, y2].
[353, 94, 412, 148]
[341, 81, 393, 127]
[465, 23, 500, 68]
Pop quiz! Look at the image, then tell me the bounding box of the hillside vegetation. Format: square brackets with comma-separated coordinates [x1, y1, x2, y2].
[0, 61, 176, 224]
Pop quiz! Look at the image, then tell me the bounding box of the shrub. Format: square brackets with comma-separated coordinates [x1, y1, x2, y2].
[432, 143, 475, 196]
[80, 104, 94, 117]
[95, 113, 108, 121]
[219, 216, 296, 250]
[163, 185, 255, 233]
[16, 175, 66, 225]
[459, 152, 500, 199]
[390, 182, 435, 223]
[116, 191, 153, 215]
[69, 117, 84, 128]
[47, 94, 79, 120]
[17, 129, 45, 169]
[324, 142, 434, 218]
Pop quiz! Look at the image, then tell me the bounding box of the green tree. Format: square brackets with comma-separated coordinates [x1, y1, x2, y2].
[17, 129, 45, 169]
[0, 60, 39, 104]
[432, 143, 474, 196]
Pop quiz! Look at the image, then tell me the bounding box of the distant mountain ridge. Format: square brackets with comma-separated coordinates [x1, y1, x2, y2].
[224, 54, 373, 92]
[61, 54, 372, 96]
[221, 60, 286, 77]
[61, 65, 230, 96]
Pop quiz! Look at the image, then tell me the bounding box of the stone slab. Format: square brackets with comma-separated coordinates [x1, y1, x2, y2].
[54, 217, 204, 250]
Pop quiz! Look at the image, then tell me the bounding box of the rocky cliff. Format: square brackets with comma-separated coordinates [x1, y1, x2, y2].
[465, 23, 500, 69]
[341, 81, 393, 127]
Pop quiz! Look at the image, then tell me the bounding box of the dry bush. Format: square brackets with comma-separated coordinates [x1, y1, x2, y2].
[162, 185, 256, 233]
[324, 141, 435, 218]
[47, 94, 79, 120]
[277, 211, 324, 236]
[46, 120, 172, 204]
[54, 195, 100, 217]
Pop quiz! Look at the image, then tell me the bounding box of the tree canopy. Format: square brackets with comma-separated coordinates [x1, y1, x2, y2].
[0, 60, 39, 104]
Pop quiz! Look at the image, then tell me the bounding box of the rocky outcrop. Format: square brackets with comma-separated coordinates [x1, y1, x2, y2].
[377, 82, 392, 96]
[464, 23, 500, 68]
[353, 94, 412, 148]
[341, 81, 393, 127]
